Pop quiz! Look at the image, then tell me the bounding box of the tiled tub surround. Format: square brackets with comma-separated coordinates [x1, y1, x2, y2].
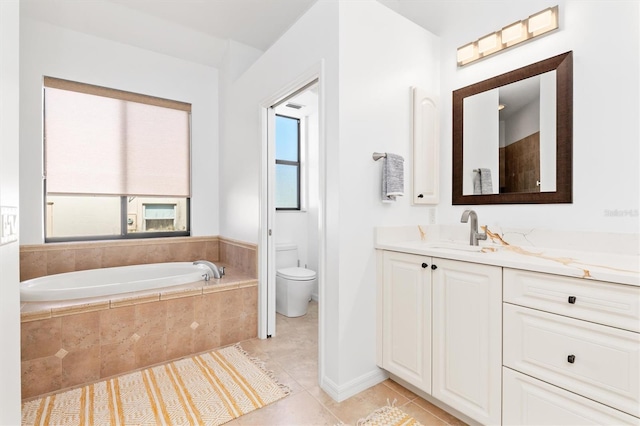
[20, 235, 257, 281]
[20, 236, 258, 400]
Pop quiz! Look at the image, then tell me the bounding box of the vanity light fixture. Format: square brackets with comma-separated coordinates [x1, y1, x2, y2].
[457, 5, 559, 66]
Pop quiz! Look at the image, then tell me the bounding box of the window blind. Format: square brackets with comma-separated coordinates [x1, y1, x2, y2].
[44, 77, 191, 198]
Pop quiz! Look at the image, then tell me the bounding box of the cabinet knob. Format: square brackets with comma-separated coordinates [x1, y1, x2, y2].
[417, 194, 424, 198]
[421, 262, 428, 268]
[431, 264, 437, 270]
[568, 296, 577, 304]
[567, 354, 576, 364]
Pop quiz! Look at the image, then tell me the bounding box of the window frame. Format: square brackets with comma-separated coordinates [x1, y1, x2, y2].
[42, 77, 192, 243]
[275, 114, 302, 211]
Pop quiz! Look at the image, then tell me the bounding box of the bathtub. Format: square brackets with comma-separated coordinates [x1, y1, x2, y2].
[20, 262, 213, 302]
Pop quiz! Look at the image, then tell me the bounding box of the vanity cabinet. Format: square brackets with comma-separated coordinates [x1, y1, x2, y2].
[380, 250, 432, 391]
[503, 269, 640, 425]
[432, 259, 502, 426]
[379, 251, 502, 425]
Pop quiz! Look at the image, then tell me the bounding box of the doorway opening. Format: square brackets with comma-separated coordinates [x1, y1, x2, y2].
[262, 78, 321, 338]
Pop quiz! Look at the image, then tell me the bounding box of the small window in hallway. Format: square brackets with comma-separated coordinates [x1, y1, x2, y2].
[43, 77, 191, 242]
[275, 114, 301, 210]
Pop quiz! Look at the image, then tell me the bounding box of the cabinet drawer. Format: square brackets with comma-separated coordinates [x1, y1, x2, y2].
[503, 367, 640, 425]
[504, 303, 640, 417]
[504, 269, 640, 332]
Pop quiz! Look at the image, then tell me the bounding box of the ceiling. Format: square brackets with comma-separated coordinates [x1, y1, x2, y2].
[18, 0, 462, 67]
[20, 0, 544, 68]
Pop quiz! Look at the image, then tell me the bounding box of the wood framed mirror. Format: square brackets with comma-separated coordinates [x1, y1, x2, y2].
[452, 51, 572, 204]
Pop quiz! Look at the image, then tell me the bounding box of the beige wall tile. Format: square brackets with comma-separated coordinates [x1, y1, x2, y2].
[100, 339, 136, 378]
[145, 243, 174, 264]
[193, 323, 220, 354]
[74, 247, 103, 271]
[51, 301, 110, 317]
[20, 250, 47, 281]
[135, 300, 167, 337]
[61, 311, 100, 351]
[61, 346, 101, 389]
[185, 241, 206, 261]
[136, 333, 167, 368]
[102, 245, 148, 268]
[21, 356, 62, 399]
[46, 250, 76, 275]
[219, 318, 243, 347]
[205, 240, 219, 262]
[218, 289, 242, 321]
[166, 329, 194, 360]
[165, 297, 194, 331]
[194, 293, 221, 326]
[99, 305, 136, 345]
[21, 317, 61, 361]
[110, 294, 160, 308]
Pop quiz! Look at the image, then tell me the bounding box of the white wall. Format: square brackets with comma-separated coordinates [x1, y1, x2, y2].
[337, 0, 439, 394]
[222, 0, 439, 401]
[221, 0, 341, 388]
[539, 71, 557, 192]
[19, 18, 220, 244]
[437, 0, 639, 233]
[0, 1, 22, 422]
[463, 89, 499, 194]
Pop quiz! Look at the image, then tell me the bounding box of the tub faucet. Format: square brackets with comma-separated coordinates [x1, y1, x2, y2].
[193, 260, 221, 280]
[460, 209, 487, 246]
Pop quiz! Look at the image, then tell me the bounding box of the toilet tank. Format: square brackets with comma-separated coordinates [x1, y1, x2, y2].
[275, 243, 298, 270]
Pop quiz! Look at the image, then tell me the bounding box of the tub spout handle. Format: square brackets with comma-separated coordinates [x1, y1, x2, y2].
[193, 260, 221, 279]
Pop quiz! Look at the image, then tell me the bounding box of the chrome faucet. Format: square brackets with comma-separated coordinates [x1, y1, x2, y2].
[193, 260, 221, 280]
[460, 209, 487, 246]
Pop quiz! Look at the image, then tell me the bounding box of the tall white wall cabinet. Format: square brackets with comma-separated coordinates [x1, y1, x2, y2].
[411, 87, 439, 205]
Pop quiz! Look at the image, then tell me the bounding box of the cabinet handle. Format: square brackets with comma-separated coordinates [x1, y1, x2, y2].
[567, 354, 576, 363]
[417, 194, 424, 198]
[568, 296, 577, 304]
[431, 264, 437, 270]
[421, 262, 428, 268]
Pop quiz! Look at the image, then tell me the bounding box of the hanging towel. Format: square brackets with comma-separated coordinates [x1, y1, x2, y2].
[479, 168, 493, 194]
[473, 168, 494, 194]
[473, 171, 482, 195]
[382, 153, 404, 203]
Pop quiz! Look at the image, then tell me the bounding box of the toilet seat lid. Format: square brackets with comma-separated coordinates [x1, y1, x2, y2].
[277, 267, 316, 280]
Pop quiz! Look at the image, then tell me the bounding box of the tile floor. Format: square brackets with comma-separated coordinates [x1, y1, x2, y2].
[233, 301, 466, 425]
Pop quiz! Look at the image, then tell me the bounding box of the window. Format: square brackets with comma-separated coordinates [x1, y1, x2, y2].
[43, 77, 191, 241]
[275, 114, 301, 210]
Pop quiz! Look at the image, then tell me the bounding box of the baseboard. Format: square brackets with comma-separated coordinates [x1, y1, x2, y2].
[320, 368, 389, 402]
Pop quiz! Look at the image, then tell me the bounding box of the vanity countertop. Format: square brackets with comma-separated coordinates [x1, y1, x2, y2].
[375, 225, 640, 287]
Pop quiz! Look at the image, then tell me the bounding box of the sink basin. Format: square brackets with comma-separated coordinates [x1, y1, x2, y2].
[422, 241, 484, 252]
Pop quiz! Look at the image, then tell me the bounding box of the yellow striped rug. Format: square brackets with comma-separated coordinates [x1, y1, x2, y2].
[356, 405, 424, 426]
[22, 345, 290, 426]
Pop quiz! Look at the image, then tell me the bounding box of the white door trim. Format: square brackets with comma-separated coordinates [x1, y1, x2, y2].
[258, 62, 325, 343]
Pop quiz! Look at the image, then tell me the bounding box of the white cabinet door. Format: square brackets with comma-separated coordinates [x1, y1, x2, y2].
[432, 258, 502, 425]
[381, 250, 432, 392]
[503, 367, 640, 425]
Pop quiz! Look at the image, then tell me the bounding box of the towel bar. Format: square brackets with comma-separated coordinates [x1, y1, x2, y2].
[372, 152, 386, 161]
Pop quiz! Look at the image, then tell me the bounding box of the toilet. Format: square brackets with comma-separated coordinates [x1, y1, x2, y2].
[275, 243, 316, 317]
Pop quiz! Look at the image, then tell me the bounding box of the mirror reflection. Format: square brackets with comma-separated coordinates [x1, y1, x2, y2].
[462, 71, 557, 195]
[452, 51, 573, 205]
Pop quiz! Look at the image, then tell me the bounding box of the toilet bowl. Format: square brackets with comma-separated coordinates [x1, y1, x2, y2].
[275, 243, 317, 317]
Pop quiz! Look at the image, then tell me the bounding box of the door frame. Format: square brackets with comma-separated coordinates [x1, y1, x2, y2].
[258, 63, 325, 342]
